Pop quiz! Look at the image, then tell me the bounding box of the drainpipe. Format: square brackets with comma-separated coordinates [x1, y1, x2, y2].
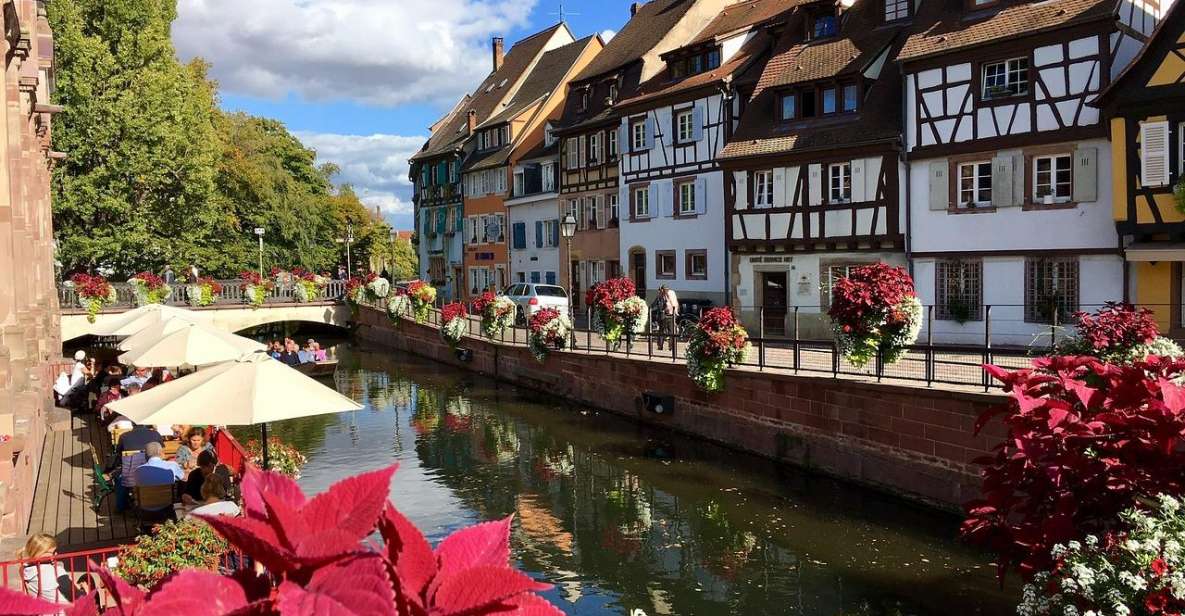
[720, 80, 735, 309]
[901, 75, 913, 278]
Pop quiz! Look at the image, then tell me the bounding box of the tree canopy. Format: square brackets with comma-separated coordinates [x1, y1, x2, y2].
[48, 0, 407, 279]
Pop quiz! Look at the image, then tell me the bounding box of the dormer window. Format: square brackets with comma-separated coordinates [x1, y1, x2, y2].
[668, 47, 722, 81]
[578, 88, 590, 112]
[779, 93, 796, 120]
[884, 0, 910, 21]
[982, 57, 1029, 100]
[607, 82, 618, 102]
[809, 13, 838, 40]
[778, 80, 859, 121]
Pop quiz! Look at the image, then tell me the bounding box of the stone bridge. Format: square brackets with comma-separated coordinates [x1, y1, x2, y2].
[60, 301, 353, 342]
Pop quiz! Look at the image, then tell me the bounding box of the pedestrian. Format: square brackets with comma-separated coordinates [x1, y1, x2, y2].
[186, 263, 199, 284]
[162, 264, 176, 285]
[336, 265, 347, 280]
[652, 285, 679, 350]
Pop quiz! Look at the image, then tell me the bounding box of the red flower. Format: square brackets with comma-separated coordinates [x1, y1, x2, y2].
[441, 302, 468, 323]
[1073, 302, 1160, 352]
[131, 271, 167, 290]
[72, 273, 114, 300]
[1147, 589, 1171, 613]
[471, 291, 496, 314]
[1152, 557, 1170, 577]
[585, 277, 637, 311]
[827, 263, 915, 334]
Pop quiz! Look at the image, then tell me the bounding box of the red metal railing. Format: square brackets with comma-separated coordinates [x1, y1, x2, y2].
[211, 428, 253, 477]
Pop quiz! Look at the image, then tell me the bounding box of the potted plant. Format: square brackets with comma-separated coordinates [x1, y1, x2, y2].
[1053, 302, 1182, 363]
[128, 271, 172, 306]
[239, 271, 273, 309]
[471, 291, 515, 339]
[290, 267, 328, 303]
[68, 273, 117, 323]
[945, 296, 975, 324]
[406, 280, 437, 324]
[686, 307, 751, 393]
[186, 276, 222, 307]
[243, 436, 307, 479]
[528, 307, 573, 362]
[828, 263, 923, 368]
[440, 302, 468, 348]
[115, 519, 228, 587]
[586, 277, 649, 349]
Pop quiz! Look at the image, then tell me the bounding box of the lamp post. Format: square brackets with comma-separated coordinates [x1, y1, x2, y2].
[253, 227, 265, 277]
[560, 213, 577, 323]
[336, 223, 356, 276]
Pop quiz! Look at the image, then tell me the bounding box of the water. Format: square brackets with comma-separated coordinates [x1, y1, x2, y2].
[257, 342, 1016, 616]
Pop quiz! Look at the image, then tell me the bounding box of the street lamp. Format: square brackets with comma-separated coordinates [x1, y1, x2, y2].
[560, 213, 577, 324]
[253, 227, 265, 277]
[336, 223, 356, 276]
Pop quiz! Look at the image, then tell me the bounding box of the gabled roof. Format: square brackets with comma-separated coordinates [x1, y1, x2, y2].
[720, 0, 905, 160]
[573, 0, 701, 82]
[479, 35, 601, 130]
[1095, 0, 1185, 108]
[898, 0, 1113, 63]
[685, 0, 801, 46]
[410, 23, 570, 163]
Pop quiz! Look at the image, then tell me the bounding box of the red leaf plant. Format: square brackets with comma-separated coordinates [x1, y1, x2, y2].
[130, 271, 167, 291]
[0, 465, 561, 616]
[238, 271, 273, 291]
[470, 291, 497, 315]
[197, 276, 224, 294]
[584, 277, 635, 312]
[963, 355, 1185, 580]
[70, 274, 113, 300]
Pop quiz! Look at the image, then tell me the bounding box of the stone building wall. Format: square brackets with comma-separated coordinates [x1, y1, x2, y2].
[356, 307, 1008, 511]
[0, 0, 60, 539]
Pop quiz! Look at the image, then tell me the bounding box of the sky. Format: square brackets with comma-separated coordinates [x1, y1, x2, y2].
[172, 0, 636, 231]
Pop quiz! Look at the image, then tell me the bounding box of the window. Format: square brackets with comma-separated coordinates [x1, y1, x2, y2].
[885, 0, 910, 21]
[608, 193, 619, 223]
[542, 219, 559, 247]
[801, 90, 816, 118]
[690, 54, 703, 74]
[608, 128, 618, 159]
[842, 83, 858, 112]
[541, 162, 555, 192]
[936, 259, 983, 322]
[567, 199, 579, 225]
[1025, 257, 1079, 323]
[676, 109, 695, 143]
[706, 49, 721, 70]
[530, 271, 541, 283]
[608, 82, 618, 102]
[566, 137, 580, 169]
[822, 87, 836, 114]
[829, 162, 851, 203]
[657, 251, 676, 279]
[631, 120, 647, 151]
[982, 57, 1029, 99]
[585, 196, 598, 229]
[779, 94, 796, 121]
[957, 161, 993, 207]
[754, 170, 774, 208]
[678, 181, 696, 215]
[1033, 154, 1073, 203]
[632, 186, 650, 218]
[671, 58, 687, 80]
[811, 14, 838, 39]
[513, 170, 525, 196]
[687, 250, 708, 280]
[588, 132, 601, 164]
[579, 89, 590, 112]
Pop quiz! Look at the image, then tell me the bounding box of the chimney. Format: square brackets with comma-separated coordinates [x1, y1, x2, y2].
[467, 109, 477, 134]
[630, 2, 641, 16]
[492, 37, 504, 72]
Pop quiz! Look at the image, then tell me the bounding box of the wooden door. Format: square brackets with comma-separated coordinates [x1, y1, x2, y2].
[631, 252, 647, 298]
[762, 272, 788, 337]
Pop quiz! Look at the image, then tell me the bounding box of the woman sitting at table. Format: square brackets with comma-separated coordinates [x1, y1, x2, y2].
[182, 449, 218, 506]
[174, 427, 214, 471]
[186, 469, 240, 519]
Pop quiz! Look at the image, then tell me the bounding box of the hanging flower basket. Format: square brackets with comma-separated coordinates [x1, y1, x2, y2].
[1053, 302, 1183, 363]
[185, 276, 222, 307]
[586, 277, 649, 348]
[440, 302, 468, 348]
[345, 273, 390, 306]
[69, 273, 117, 323]
[387, 292, 412, 321]
[471, 291, 515, 339]
[406, 280, 437, 324]
[287, 267, 329, 303]
[528, 307, 573, 363]
[243, 436, 307, 479]
[239, 271, 273, 309]
[686, 308, 751, 393]
[128, 271, 172, 306]
[828, 263, 922, 368]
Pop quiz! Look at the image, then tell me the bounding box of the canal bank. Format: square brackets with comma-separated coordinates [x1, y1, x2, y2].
[355, 307, 1008, 512]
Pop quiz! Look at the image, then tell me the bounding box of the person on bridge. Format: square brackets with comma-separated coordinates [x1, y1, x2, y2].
[163, 264, 176, 285]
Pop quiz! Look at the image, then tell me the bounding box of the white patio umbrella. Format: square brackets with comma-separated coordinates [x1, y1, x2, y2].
[106, 351, 362, 467]
[117, 321, 265, 368]
[118, 315, 200, 351]
[90, 304, 201, 338]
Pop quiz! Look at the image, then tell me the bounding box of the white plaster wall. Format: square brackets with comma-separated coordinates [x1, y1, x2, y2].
[507, 197, 562, 285]
[909, 138, 1117, 252]
[913, 254, 1124, 346]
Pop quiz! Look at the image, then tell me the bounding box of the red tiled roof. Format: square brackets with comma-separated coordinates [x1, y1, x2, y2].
[686, 0, 801, 45]
[572, 0, 700, 82]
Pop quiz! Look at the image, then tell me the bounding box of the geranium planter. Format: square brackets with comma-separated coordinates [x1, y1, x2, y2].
[586, 277, 649, 349]
[128, 271, 172, 306]
[69, 273, 117, 323]
[406, 280, 436, 324]
[186, 277, 222, 307]
[471, 291, 515, 339]
[440, 302, 468, 348]
[686, 308, 751, 393]
[827, 263, 922, 368]
[345, 273, 391, 307]
[528, 307, 573, 362]
[239, 271, 273, 309]
[1053, 302, 1182, 363]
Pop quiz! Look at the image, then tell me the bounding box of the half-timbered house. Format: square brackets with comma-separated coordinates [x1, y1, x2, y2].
[506, 128, 564, 287]
[901, 0, 1165, 344]
[617, 0, 798, 308]
[461, 31, 602, 300]
[719, 0, 907, 337]
[553, 0, 729, 310]
[1096, 0, 1185, 336]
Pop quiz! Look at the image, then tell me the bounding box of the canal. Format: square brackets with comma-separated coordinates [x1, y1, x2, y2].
[256, 338, 1014, 616]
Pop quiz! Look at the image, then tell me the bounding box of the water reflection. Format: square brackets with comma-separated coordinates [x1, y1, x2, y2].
[264, 344, 1015, 616]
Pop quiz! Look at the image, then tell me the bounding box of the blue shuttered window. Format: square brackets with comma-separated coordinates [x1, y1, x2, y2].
[512, 222, 527, 249]
[435, 208, 447, 234]
[530, 272, 541, 283]
[545, 271, 556, 285]
[535, 221, 544, 248]
[551, 219, 560, 247]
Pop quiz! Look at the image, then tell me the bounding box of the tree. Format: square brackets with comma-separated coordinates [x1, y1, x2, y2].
[390, 237, 418, 281]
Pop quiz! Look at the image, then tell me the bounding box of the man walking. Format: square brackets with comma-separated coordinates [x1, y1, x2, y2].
[652, 285, 679, 350]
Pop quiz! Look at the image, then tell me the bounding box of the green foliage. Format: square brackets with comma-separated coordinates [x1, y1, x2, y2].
[116, 519, 228, 587]
[48, 0, 397, 278]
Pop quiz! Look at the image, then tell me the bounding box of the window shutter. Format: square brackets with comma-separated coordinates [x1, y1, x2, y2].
[597, 196, 607, 229]
[647, 183, 658, 219]
[692, 102, 705, 142]
[851, 159, 866, 202]
[534, 221, 543, 248]
[546, 271, 556, 285]
[660, 181, 675, 217]
[1072, 147, 1098, 203]
[992, 155, 1017, 207]
[512, 222, 524, 249]
[808, 164, 822, 206]
[551, 219, 560, 246]
[464, 218, 472, 243]
[1141, 121, 1170, 187]
[644, 116, 656, 149]
[772, 169, 786, 208]
[619, 123, 630, 155]
[695, 177, 707, 215]
[578, 135, 587, 168]
[733, 171, 749, 210]
[928, 160, 948, 210]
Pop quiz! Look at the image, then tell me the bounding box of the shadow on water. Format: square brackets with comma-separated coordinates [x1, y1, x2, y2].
[242, 340, 1017, 615]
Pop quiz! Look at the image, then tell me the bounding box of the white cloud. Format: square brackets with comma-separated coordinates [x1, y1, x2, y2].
[600, 29, 616, 42]
[175, 0, 539, 106]
[295, 132, 426, 228]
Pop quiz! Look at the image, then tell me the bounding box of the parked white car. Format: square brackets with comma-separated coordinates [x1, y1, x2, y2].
[502, 283, 569, 323]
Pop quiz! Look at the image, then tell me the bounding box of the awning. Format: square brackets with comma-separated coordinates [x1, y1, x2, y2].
[1126, 243, 1185, 262]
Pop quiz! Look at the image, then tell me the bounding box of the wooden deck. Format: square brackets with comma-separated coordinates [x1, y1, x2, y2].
[27, 414, 139, 550]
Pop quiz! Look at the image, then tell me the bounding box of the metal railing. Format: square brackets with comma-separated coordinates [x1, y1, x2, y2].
[58, 279, 348, 311]
[389, 300, 1181, 392]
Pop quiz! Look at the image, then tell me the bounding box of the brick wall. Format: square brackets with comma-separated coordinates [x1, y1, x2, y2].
[356, 308, 1008, 510]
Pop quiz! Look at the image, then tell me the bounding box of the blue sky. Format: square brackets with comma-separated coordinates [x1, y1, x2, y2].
[173, 0, 636, 231]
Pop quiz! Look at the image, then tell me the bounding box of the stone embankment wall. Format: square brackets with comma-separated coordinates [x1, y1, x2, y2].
[356, 308, 1008, 510]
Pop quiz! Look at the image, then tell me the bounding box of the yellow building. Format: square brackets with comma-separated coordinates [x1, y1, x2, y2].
[1098, 1, 1185, 335]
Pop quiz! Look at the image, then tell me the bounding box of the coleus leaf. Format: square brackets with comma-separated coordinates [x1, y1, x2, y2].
[431, 566, 550, 616]
[94, 566, 145, 616]
[199, 514, 298, 575]
[379, 503, 436, 606]
[434, 515, 513, 580]
[301, 465, 398, 539]
[241, 466, 307, 520]
[0, 588, 61, 615]
[484, 592, 567, 616]
[141, 571, 250, 614]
